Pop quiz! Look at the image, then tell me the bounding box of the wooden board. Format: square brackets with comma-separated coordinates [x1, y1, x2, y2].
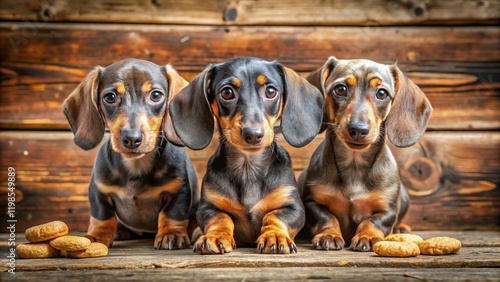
[0, 0, 498, 26]
[1, 131, 498, 232]
[1, 23, 499, 130]
[4, 268, 500, 282]
[0, 231, 499, 281]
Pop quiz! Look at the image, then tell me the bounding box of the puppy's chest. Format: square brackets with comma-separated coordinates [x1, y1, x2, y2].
[97, 177, 182, 232]
[226, 154, 270, 206]
[313, 181, 390, 227]
[237, 181, 264, 210]
[229, 154, 268, 182]
[100, 178, 181, 202]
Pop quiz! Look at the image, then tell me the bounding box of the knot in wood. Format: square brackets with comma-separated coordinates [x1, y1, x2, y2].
[401, 156, 440, 196]
[224, 7, 238, 22]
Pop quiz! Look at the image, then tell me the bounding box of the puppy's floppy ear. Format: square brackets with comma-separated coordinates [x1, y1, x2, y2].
[277, 64, 325, 148]
[386, 64, 433, 148]
[62, 66, 105, 150]
[162, 65, 189, 146]
[306, 56, 337, 133]
[169, 65, 215, 150]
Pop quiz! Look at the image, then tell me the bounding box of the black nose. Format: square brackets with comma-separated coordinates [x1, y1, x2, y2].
[348, 122, 370, 141]
[242, 127, 264, 145]
[121, 130, 143, 149]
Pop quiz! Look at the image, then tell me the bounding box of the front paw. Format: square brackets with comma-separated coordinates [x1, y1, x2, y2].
[85, 234, 114, 248]
[312, 232, 345, 250]
[394, 223, 412, 234]
[154, 231, 190, 250]
[193, 233, 236, 255]
[256, 230, 297, 254]
[351, 232, 383, 252]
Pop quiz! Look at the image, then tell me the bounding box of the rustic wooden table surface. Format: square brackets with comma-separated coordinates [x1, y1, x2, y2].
[1, 231, 499, 281]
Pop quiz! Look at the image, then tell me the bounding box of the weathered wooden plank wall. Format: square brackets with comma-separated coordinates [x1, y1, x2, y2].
[0, 0, 499, 232]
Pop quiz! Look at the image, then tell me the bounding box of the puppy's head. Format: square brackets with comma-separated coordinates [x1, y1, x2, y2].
[169, 57, 324, 152]
[63, 58, 187, 158]
[209, 57, 286, 153]
[307, 56, 432, 150]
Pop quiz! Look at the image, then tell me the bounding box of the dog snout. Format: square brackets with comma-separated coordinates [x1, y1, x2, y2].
[347, 122, 370, 141]
[242, 127, 264, 145]
[120, 129, 143, 149]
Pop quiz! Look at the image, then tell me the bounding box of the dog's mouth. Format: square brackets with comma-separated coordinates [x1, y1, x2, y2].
[111, 141, 154, 159]
[227, 140, 266, 154]
[239, 145, 266, 154]
[344, 141, 370, 151]
[121, 151, 147, 159]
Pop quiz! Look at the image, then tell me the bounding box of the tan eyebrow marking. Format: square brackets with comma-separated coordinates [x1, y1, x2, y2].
[257, 74, 267, 85]
[115, 82, 126, 95]
[346, 75, 356, 87]
[232, 78, 241, 88]
[142, 81, 152, 93]
[370, 77, 382, 88]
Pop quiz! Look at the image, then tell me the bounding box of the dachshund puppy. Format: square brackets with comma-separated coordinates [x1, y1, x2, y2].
[169, 57, 324, 254]
[63, 58, 199, 249]
[299, 57, 432, 251]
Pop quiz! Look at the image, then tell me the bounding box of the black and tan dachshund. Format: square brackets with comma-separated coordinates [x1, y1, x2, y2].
[169, 57, 324, 254]
[63, 58, 199, 250]
[299, 57, 432, 251]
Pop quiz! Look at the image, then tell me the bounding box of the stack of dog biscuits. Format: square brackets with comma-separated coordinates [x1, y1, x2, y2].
[16, 221, 108, 259]
[374, 234, 462, 257]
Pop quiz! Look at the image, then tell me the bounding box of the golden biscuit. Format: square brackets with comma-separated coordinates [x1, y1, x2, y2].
[419, 236, 462, 255]
[67, 242, 108, 258]
[25, 221, 69, 243]
[16, 242, 59, 259]
[373, 241, 420, 257]
[385, 234, 423, 245]
[49, 235, 91, 251]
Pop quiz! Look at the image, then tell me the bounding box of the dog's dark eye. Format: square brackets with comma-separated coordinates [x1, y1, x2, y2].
[103, 93, 118, 104]
[265, 86, 279, 99]
[376, 89, 389, 100]
[150, 91, 164, 103]
[333, 85, 348, 97]
[220, 87, 235, 100]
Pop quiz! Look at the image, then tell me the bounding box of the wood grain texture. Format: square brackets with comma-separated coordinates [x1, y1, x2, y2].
[1, 232, 499, 272]
[4, 268, 500, 282]
[6, 267, 500, 282]
[0, 131, 498, 232]
[0, 0, 498, 26]
[1, 231, 499, 280]
[389, 132, 500, 230]
[1, 23, 498, 130]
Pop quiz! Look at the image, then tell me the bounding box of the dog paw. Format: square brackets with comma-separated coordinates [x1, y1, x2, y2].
[394, 223, 412, 234]
[84, 234, 114, 248]
[351, 233, 384, 252]
[193, 233, 236, 255]
[312, 232, 345, 250]
[256, 230, 297, 254]
[154, 231, 190, 250]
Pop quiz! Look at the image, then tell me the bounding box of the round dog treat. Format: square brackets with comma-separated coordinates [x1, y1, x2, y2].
[67, 242, 108, 258]
[385, 234, 424, 245]
[16, 242, 59, 259]
[49, 235, 91, 251]
[418, 236, 462, 255]
[25, 221, 69, 243]
[373, 241, 420, 257]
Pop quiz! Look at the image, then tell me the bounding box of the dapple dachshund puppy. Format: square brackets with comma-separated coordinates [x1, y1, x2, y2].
[63, 58, 199, 249]
[169, 57, 324, 254]
[299, 57, 432, 251]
